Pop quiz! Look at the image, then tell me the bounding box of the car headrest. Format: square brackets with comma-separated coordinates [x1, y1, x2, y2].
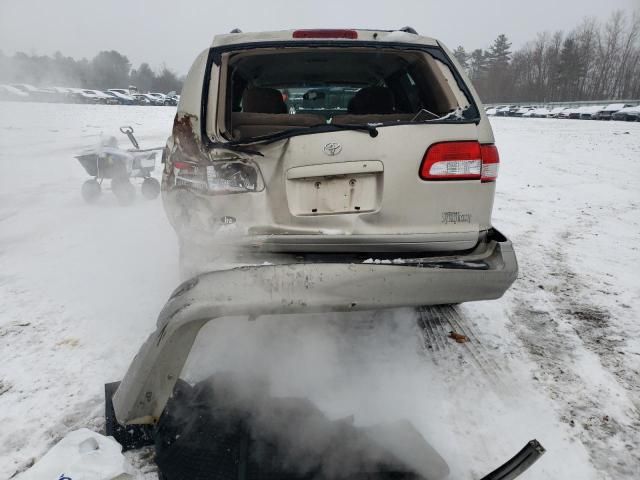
[348, 86, 395, 114]
[242, 88, 287, 114]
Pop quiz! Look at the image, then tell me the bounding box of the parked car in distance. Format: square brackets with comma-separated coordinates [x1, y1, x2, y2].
[566, 107, 585, 119]
[109, 88, 133, 96]
[132, 94, 151, 105]
[548, 107, 568, 118]
[109, 89, 138, 101]
[147, 92, 167, 104]
[513, 106, 534, 117]
[11, 83, 56, 102]
[529, 107, 551, 118]
[611, 105, 640, 121]
[104, 90, 135, 105]
[133, 93, 163, 105]
[67, 88, 115, 104]
[163, 93, 179, 106]
[577, 105, 603, 119]
[494, 105, 513, 116]
[48, 86, 76, 102]
[591, 103, 632, 120]
[0, 84, 30, 101]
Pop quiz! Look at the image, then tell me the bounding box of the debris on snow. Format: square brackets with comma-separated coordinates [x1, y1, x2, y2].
[17, 429, 137, 480]
[448, 331, 469, 343]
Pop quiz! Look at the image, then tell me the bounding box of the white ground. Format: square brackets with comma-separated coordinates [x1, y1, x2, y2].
[0, 102, 638, 479]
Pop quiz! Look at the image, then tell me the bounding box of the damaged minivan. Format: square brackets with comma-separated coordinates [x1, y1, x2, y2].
[108, 29, 543, 480]
[161, 27, 517, 304]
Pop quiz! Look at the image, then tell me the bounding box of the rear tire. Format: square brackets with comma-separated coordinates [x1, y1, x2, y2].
[111, 177, 135, 206]
[81, 179, 101, 203]
[141, 177, 161, 200]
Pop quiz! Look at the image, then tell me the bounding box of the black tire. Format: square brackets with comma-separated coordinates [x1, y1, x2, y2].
[111, 177, 136, 206]
[141, 177, 161, 200]
[81, 179, 101, 203]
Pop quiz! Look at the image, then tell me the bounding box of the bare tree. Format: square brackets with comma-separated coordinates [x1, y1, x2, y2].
[460, 10, 640, 102]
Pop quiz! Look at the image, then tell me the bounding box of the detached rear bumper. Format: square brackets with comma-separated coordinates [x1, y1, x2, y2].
[113, 231, 517, 425]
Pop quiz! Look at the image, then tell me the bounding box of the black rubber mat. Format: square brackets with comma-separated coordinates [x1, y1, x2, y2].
[154, 373, 423, 480]
[105, 381, 155, 451]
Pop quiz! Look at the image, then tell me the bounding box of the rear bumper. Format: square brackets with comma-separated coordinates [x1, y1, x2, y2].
[113, 231, 517, 425]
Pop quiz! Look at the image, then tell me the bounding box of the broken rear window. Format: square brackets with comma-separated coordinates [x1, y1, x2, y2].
[220, 48, 474, 140]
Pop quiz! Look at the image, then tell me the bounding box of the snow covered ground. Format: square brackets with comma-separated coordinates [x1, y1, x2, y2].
[0, 103, 638, 479]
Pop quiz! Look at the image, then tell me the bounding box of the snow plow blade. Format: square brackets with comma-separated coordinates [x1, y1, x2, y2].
[112, 237, 516, 425]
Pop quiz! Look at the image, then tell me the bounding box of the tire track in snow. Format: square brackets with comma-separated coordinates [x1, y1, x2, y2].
[416, 305, 510, 391]
[508, 225, 640, 478]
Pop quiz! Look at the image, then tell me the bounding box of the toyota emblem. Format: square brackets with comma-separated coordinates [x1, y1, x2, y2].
[323, 142, 342, 156]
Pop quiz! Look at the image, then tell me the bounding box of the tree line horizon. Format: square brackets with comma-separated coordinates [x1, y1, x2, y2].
[453, 10, 640, 103]
[1, 11, 639, 101]
[0, 49, 183, 94]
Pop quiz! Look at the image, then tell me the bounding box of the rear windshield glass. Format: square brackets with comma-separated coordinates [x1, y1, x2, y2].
[224, 48, 473, 140]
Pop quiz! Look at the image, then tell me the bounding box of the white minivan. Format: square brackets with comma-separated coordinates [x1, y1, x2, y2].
[161, 28, 517, 304]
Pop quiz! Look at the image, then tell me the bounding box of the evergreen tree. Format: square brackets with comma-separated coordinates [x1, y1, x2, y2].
[557, 36, 582, 100]
[469, 49, 488, 81]
[488, 34, 512, 67]
[452, 46, 469, 70]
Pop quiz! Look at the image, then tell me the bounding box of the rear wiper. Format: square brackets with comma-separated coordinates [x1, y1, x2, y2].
[215, 122, 379, 149]
[322, 122, 379, 137]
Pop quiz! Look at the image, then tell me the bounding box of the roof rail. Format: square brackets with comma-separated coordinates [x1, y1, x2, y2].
[399, 26, 418, 34]
[230, 28, 242, 33]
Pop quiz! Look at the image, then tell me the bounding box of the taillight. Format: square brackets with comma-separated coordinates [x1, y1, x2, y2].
[172, 156, 265, 194]
[419, 141, 499, 182]
[292, 29, 358, 39]
[173, 161, 195, 171]
[480, 144, 499, 182]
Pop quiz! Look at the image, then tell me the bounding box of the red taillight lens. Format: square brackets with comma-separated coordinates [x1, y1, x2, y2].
[420, 141, 481, 180]
[480, 144, 499, 182]
[173, 161, 195, 171]
[419, 141, 499, 182]
[292, 29, 358, 39]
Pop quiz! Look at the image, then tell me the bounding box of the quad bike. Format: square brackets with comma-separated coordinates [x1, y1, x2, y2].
[76, 126, 162, 206]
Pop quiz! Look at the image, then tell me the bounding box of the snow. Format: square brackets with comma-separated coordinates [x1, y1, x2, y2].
[1, 103, 639, 479]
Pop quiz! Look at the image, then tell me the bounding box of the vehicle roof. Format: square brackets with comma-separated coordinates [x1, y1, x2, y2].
[212, 29, 439, 48]
[618, 105, 640, 112]
[604, 103, 627, 110]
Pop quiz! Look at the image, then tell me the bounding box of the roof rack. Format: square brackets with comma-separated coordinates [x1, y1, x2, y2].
[398, 26, 418, 34]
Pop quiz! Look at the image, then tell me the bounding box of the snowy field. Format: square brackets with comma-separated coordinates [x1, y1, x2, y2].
[0, 102, 639, 479]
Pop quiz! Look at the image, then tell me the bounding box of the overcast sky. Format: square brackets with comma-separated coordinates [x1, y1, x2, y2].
[1, 0, 638, 74]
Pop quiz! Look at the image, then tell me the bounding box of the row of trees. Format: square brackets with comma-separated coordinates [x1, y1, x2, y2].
[0, 50, 183, 93]
[453, 10, 640, 103]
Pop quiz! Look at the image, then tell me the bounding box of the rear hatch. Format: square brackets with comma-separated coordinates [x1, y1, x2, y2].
[241, 122, 496, 252]
[189, 31, 498, 253]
